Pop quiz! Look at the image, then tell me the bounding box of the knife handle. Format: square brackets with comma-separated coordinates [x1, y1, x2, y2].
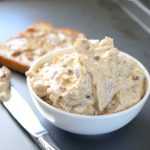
[37, 134, 61, 150]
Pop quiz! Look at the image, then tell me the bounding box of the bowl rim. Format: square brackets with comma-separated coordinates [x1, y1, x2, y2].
[27, 49, 150, 119]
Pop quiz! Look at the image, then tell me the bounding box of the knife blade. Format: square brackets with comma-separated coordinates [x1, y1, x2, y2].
[3, 87, 60, 150]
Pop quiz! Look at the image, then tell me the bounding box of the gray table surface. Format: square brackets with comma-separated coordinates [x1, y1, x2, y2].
[0, 0, 150, 150]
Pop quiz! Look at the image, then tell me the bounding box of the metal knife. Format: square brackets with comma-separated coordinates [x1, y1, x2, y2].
[3, 87, 60, 150]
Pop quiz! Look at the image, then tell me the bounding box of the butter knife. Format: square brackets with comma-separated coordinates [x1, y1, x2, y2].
[3, 87, 60, 150]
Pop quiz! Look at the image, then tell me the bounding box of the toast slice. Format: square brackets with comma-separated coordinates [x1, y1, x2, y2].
[0, 66, 11, 101]
[0, 22, 85, 73]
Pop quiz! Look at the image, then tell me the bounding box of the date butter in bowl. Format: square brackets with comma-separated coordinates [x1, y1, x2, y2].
[26, 37, 150, 135]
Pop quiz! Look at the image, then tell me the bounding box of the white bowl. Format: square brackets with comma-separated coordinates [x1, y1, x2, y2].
[27, 48, 150, 135]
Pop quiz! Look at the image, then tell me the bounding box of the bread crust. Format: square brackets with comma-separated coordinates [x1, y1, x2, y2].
[0, 55, 29, 73]
[0, 22, 85, 73]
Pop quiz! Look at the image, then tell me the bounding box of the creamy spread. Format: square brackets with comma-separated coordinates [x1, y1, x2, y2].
[27, 37, 145, 115]
[3, 26, 84, 66]
[0, 66, 11, 101]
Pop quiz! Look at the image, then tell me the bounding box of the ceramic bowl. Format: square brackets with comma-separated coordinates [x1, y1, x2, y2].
[27, 48, 150, 135]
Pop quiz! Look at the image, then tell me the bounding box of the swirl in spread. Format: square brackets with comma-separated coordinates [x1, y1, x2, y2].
[27, 37, 145, 115]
